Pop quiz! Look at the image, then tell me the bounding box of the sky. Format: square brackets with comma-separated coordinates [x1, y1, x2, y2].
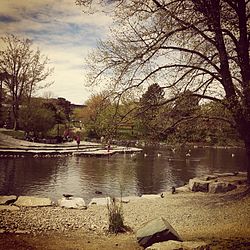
[0, 0, 112, 104]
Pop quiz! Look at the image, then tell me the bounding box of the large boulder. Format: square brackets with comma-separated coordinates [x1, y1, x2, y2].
[146, 240, 210, 250]
[209, 182, 237, 193]
[136, 217, 183, 248]
[58, 197, 87, 209]
[14, 196, 52, 207]
[189, 178, 212, 192]
[0, 195, 17, 205]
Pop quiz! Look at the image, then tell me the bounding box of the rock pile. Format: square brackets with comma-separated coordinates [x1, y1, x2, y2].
[188, 172, 246, 193]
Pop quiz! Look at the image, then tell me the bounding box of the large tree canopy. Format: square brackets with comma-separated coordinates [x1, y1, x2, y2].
[77, 0, 250, 182]
[0, 34, 53, 130]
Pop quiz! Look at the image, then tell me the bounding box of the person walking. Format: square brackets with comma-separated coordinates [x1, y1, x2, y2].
[76, 135, 80, 149]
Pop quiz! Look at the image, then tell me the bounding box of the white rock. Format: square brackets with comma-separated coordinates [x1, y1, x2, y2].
[175, 185, 190, 193]
[58, 197, 87, 209]
[118, 196, 141, 203]
[0, 205, 20, 211]
[88, 197, 111, 206]
[146, 240, 210, 250]
[0, 195, 17, 205]
[14, 196, 52, 207]
[141, 194, 161, 199]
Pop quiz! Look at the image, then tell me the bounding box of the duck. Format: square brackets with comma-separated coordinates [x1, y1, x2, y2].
[63, 194, 74, 200]
[95, 190, 102, 195]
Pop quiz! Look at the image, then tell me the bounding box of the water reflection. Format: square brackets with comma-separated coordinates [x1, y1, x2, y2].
[0, 146, 247, 202]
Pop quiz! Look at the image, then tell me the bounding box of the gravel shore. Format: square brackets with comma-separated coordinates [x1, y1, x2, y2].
[1, 186, 250, 247]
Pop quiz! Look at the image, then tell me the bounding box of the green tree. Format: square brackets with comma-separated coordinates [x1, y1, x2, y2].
[0, 34, 53, 130]
[77, 0, 250, 182]
[20, 100, 56, 137]
[79, 93, 114, 138]
[138, 83, 168, 139]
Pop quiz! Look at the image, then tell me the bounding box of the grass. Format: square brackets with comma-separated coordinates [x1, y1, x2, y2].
[1, 129, 25, 140]
[107, 197, 129, 234]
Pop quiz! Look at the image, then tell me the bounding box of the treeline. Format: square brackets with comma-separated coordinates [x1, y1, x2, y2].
[74, 84, 241, 146]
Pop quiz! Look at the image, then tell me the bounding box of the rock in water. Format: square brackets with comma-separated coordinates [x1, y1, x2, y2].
[136, 217, 183, 248]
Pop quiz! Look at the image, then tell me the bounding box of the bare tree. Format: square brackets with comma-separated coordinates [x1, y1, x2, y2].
[0, 34, 53, 130]
[77, 0, 250, 182]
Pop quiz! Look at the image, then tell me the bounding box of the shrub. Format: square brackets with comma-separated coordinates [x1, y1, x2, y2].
[107, 197, 127, 234]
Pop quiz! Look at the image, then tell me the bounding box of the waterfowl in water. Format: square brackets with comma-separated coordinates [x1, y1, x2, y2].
[63, 194, 74, 200]
[95, 190, 102, 195]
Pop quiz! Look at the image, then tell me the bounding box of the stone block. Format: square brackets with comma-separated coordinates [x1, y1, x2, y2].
[14, 196, 52, 207]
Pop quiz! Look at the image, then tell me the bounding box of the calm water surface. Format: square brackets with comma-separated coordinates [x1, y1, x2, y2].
[0, 146, 247, 202]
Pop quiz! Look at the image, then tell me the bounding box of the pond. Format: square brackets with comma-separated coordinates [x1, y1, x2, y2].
[0, 146, 247, 203]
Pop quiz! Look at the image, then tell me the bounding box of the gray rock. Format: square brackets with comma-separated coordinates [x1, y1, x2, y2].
[14, 196, 52, 207]
[136, 217, 183, 248]
[58, 197, 87, 209]
[0, 195, 17, 205]
[189, 178, 214, 192]
[146, 240, 210, 250]
[209, 182, 237, 193]
[0, 205, 20, 211]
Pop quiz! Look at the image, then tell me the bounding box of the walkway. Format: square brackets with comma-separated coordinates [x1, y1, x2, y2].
[0, 129, 142, 157]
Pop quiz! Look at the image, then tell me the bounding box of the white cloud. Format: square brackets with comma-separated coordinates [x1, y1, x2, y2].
[0, 0, 112, 104]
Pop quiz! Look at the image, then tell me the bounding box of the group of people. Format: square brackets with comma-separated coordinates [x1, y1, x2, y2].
[63, 129, 81, 149]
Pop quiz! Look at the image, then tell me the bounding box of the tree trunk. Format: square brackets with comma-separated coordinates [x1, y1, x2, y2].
[13, 104, 20, 131]
[244, 140, 250, 185]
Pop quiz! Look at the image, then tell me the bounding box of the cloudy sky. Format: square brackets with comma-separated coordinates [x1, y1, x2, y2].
[0, 0, 112, 104]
